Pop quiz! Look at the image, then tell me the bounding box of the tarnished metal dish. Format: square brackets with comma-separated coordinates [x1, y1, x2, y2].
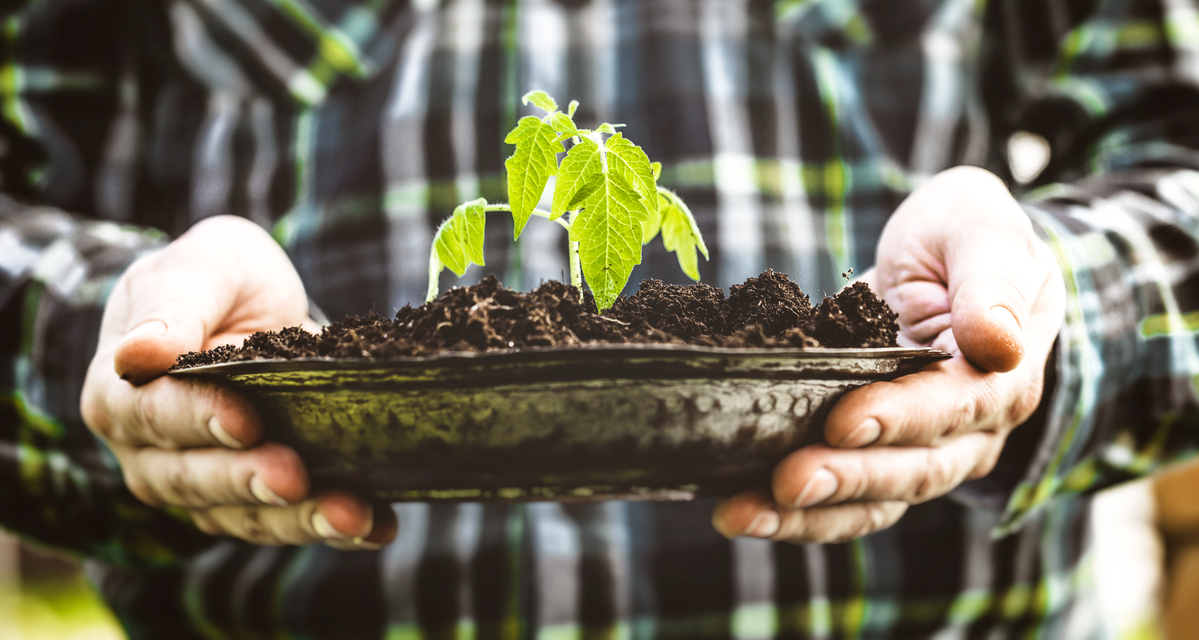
[172, 345, 949, 503]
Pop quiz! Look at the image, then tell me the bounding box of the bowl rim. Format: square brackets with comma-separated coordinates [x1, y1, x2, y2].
[169, 344, 951, 377]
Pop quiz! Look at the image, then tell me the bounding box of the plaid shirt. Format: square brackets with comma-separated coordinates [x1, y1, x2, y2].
[2, 0, 1199, 637]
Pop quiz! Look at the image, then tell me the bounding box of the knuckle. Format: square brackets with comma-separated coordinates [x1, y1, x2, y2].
[191, 512, 223, 536]
[867, 503, 891, 528]
[969, 440, 1005, 480]
[847, 459, 872, 502]
[845, 503, 905, 543]
[941, 165, 1001, 187]
[776, 509, 812, 544]
[237, 507, 281, 546]
[1006, 380, 1042, 427]
[852, 504, 891, 539]
[163, 457, 205, 507]
[133, 389, 180, 450]
[122, 469, 161, 507]
[132, 390, 159, 442]
[122, 252, 162, 283]
[1026, 225, 1060, 261]
[912, 450, 953, 503]
[942, 395, 978, 440]
[80, 392, 112, 440]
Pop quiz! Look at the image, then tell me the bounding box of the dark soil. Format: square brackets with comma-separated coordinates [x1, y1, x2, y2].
[174, 270, 898, 367]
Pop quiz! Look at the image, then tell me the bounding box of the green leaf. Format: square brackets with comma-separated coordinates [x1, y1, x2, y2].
[434, 219, 467, 276]
[596, 122, 618, 134]
[553, 130, 583, 144]
[521, 90, 557, 114]
[651, 161, 662, 181]
[658, 190, 708, 281]
[461, 198, 487, 265]
[641, 191, 665, 244]
[551, 137, 603, 219]
[605, 133, 656, 200]
[568, 179, 602, 211]
[567, 100, 579, 118]
[549, 112, 578, 136]
[433, 198, 489, 277]
[504, 116, 562, 237]
[569, 163, 655, 312]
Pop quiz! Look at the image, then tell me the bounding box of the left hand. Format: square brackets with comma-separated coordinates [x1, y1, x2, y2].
[81, 216, 395, 549]
[712, 166, 1066, 543]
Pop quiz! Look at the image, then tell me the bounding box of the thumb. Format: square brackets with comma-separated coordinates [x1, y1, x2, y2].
[113, 317, 190, 384]
[111, 248, 242, 384]
[949, 276, 1026, 372]
[109, 216, 308, 384]
[880, 167, 1044, 373]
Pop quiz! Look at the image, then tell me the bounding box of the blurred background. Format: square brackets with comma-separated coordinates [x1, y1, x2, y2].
[0, 463, 1193, 640]
[0, 136, 1189, 639]
[0, 531, 123, 639]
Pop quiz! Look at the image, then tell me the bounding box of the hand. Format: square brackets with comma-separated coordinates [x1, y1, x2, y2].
[713, 166, 1066, 543]
[81, 216, 397, 549]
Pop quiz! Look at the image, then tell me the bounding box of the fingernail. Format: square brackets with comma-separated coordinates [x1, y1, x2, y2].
[990, 306, 1020, 334]
[126, 320, 167, 339]
[208, 416, 244, 450]
[744, 510, 780, 538]
[841, 418, 881, 448]
[250, 475, 289, 507]
[313, 511, 350, 540]
[795, 469, 839, 508]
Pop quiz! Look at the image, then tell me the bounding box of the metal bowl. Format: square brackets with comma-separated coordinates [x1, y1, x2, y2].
[171, 345, 949, 503]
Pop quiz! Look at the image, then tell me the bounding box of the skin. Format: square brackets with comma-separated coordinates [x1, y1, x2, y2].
[82, 166, 1061, 551]
[712, 166, 1067, 544]
[80, 215, 396, 549]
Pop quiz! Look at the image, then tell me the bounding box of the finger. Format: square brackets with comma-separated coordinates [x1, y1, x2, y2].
[713, 490, 781, 539]
[854, 268, 950, 347]
[361, 505, 400, 549]
[107, 216, 311, 384]
[773, 501, 908, 544]
[876, 167, 1056, 372]
[943, 204, 1048, 373]
[110, 250, 237, 384]
[949, 274, 1028, 373]
[83, 368, 262, 450]
[771, 434, 1002, 509]
[824, 354, 1041, 448]
[713, 490, 908, 544]
[323, 505, 400, 551]
[116, 442, 308, 509]
[192, 492, 376, 547]
[888, 280, 952, 345]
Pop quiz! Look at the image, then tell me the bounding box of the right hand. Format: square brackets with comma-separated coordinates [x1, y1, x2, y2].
[81, 216, 397, 549]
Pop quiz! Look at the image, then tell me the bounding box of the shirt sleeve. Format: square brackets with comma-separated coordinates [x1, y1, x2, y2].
[987, 0, 1199, 533]
[0, 198, 213, 566]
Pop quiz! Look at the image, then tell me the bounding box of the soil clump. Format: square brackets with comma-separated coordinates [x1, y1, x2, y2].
[174, 270, 898, 367]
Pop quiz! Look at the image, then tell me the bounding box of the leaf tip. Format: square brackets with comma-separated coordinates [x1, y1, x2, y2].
[521, 90, 558, 114]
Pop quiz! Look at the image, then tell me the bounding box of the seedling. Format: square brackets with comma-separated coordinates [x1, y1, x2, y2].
[426, 90, 708, 311]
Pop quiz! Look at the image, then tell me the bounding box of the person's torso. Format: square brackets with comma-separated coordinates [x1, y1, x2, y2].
[2, 0, 1111, 636]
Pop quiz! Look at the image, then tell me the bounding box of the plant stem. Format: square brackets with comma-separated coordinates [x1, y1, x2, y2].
[426, 238, 444, 304]
[567, 211, 582, 291]
[494, 203, 582, 293]
[483, 203, 570, 232]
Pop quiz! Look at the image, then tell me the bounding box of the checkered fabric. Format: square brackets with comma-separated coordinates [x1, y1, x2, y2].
[3, 0, 1199, 637]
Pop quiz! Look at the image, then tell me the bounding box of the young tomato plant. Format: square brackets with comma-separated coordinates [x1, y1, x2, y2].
[426, 90, 708, 311]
